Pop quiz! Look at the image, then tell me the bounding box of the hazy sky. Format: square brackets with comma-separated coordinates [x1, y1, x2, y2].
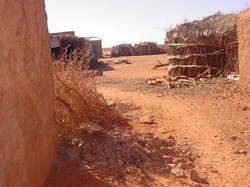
[45, 0, 250, 47]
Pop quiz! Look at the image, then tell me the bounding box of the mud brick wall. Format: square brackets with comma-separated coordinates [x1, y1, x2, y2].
[239, 10, 250, 90]
[0, 1, 57, 187]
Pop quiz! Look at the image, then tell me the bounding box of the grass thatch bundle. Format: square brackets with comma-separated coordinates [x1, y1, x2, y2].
[53, 47, 128, 142]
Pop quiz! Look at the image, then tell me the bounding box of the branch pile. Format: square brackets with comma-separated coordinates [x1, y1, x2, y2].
[148, 74, 211, 89]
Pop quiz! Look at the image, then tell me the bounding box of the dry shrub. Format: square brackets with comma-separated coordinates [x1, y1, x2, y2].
[53, 47, 128, 142]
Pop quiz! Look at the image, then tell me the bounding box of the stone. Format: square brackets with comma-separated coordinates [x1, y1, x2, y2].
[60, 127, 196, 178]
[179, 163, 189, 170]
[152, 149, 164, 157]
[78, 122, 104, 134]
[145, 142, 154, 150]
[66, 148, 80, 160]
[145, 132, 155, 139]
[160, 147, 175, 155]
[187, 162, 195, 169]
[0, 1, 57, 187]
[170, 167, 186, 178]
[162, 156, 172, 164]
[140, 153, 150, 161]
[210, 169, 219, 173]
[138, 135, 146, 146]
[167, 140, 176, 147]
[243, 106, 249, 111]
[229, 135, 238, 141]
[85, 70, 103, 78]
[190, 170, 199, 181]
[84, 153, 96, 163]
[132, 142, 143, 150]
[190, 170, 209, 184]
[108, 158, 117, 166]
[142, 147, 152, 155]
[93, 70, 103, 77]
[102, 161, 109, 167]
[233, 149, 247, 154]
[149, 160, 163, 167]
[149, 167, 162, 173]
[172, 158, 186, 164]
[82, 165, 92, 171]
[117, 160, 124, 167]
[139, 116, 155, 124]
[160, 166, 171, 174]
[194, 184, 202, 187]
[168, 164, 176, 169]
[185, 151, 192, 158]
[150, 149, 159, 158]
[142, 161, 151, 169]
[106, 100, 116, 106]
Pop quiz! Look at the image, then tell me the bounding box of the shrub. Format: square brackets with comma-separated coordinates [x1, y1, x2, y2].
[53, 48, 128, 142]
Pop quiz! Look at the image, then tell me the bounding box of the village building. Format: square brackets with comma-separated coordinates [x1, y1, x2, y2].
[49, 31, 103, 58]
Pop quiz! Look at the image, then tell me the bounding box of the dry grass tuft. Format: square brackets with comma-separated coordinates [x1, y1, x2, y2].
[53, 47, 129, 142]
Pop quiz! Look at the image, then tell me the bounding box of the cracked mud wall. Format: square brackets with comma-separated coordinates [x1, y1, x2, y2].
[0, 1, 57, 187]
[239, 10, 250, 90]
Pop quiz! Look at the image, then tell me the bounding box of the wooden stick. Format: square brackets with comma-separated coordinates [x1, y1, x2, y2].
[157, 60, 163, 65]
[153, 63, 169, 69]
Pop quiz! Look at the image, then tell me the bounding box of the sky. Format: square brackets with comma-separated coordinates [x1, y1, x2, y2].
[45, 0, 250, 47]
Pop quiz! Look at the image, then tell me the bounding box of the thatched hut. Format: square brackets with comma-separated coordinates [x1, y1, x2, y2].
[50, 31, 88, 59]
[85, 36, 103, 58]
[111, 44, 133, 57]
[133, 42, 161, 56]
[166, 12, 238, 78]
[49, 33, 100, 68]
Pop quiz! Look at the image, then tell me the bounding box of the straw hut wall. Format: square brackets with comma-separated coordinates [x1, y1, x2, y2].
[166, 12, 238, 78]
[133, 42, 161, 56]
[111, 44, 133, 57]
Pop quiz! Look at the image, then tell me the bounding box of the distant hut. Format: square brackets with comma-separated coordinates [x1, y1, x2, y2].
[133, 42, 161, 56]
[49, 32, 103, 59]
[49, 31, 99, 67]
[85, 37, 103, 58]
[49, 33, 87, 59]
[111, 44, 133, 57]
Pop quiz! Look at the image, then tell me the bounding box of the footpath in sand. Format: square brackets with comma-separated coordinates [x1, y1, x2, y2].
[96, 54, 250, 187]
[45, 54, 250, 187]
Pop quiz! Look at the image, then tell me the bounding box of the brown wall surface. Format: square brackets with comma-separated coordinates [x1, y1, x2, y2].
[239, 10, 250, 90]
[0, 1, 57, 187]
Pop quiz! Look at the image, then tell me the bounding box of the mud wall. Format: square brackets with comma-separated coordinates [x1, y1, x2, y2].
[238, 10, 250, 90]
[0, 1, 57, 187]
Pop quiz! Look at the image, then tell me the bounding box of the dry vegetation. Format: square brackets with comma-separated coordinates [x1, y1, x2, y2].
[53, 47, 128, 143]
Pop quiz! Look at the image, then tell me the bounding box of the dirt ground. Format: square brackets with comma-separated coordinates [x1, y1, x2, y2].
[45, 54, 250, 187]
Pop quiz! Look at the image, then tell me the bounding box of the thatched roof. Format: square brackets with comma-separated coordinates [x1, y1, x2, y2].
[166, 12, 237, 43]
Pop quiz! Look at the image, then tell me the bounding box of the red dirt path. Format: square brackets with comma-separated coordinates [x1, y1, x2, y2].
[45, 54, 250, 187]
